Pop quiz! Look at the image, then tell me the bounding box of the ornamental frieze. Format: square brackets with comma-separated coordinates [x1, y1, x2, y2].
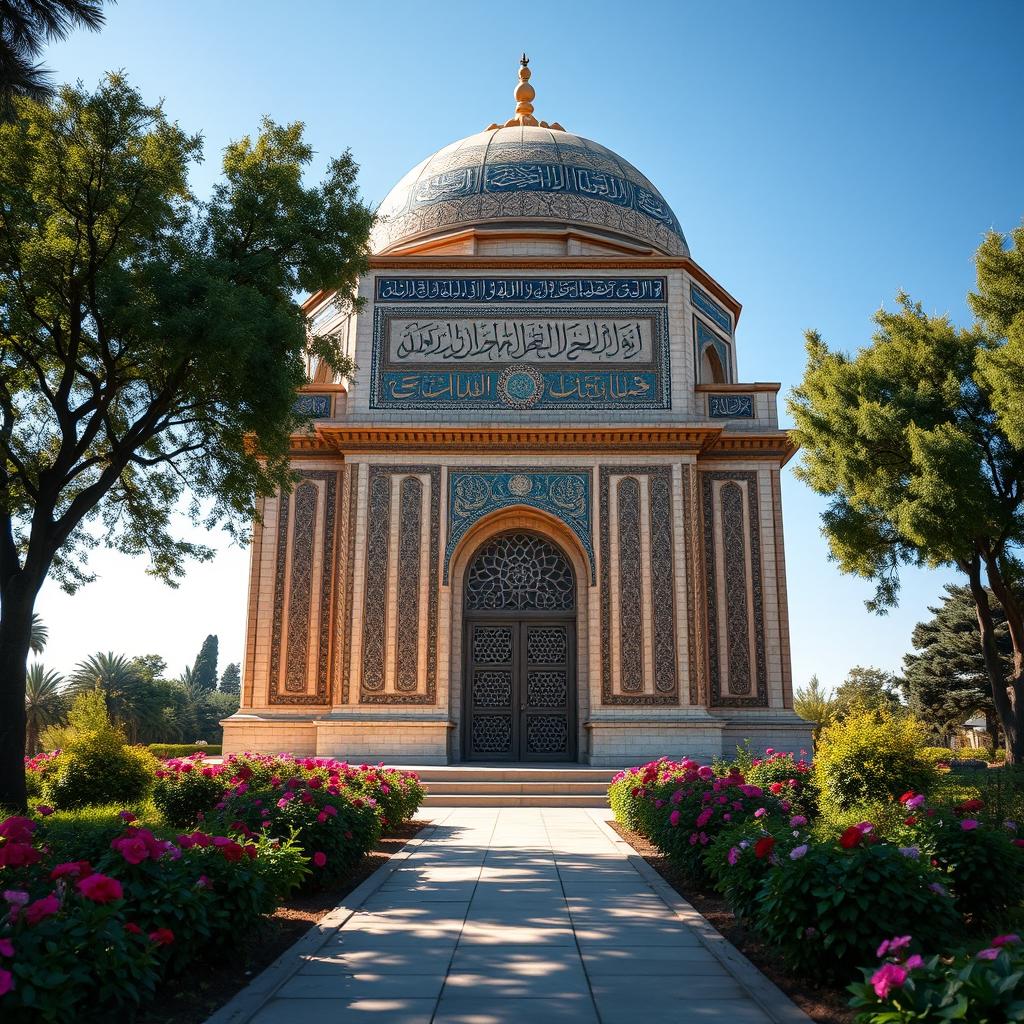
[375, 276, 667, 304]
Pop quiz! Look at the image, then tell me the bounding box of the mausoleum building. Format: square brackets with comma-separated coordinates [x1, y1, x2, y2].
[222, 59, 813, 764]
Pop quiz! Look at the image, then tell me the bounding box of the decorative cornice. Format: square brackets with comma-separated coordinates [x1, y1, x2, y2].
[700, 432, 799, 465]
[695, 382, 781, 394]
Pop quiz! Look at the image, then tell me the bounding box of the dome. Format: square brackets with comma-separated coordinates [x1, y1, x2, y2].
[371, 124, 688, 257]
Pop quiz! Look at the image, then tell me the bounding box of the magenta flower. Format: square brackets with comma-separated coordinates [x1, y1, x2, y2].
[727, 847, 741, 866]
[23, 894, 60, 926]
[0, 968, 12, 997]
[790, 815, 807, 827]
[0, 939, 12, 958]
[992, 934, 1021, 947]
[905, 795, 925, 810]
[877, 936, 912, 958]
[35, 805, 53, 816]
[312, 851, 327, 868]
[903, 954, 924, 970]
[960, 819, 980, 831]
[871, 963, 908, 999]
[976, 948, 1000, 960]
[754, 808, 767, 819]
[669, 809, 681, 827]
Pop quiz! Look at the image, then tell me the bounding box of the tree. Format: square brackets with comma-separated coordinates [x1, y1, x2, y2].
[903, 584, 1006, 746]
[794, 674, 836, 745]
[28, 612, 46, 653]
[24, 661, 64, 754]
[789, 226, 1024, 763]
[832, 665, 903, 720]
[219, 661, 240, 695]
[66, 651, 145, 741]
[0, 75, 373, 808]
[0, 0, 106, 115]
[191, 634, 218, 692]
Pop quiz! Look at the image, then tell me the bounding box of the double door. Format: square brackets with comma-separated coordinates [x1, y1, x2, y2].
[464, 618, 576, 762]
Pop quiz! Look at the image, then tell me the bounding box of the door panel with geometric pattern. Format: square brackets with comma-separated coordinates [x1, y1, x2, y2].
[462, 532, 578, 763]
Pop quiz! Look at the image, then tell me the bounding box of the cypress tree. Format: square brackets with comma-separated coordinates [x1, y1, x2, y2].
[192, 635, 219, 692]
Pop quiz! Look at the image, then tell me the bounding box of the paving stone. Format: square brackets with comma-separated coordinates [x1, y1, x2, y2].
[278, 973, 447, 998]
[250, 996, 437, 1023]
[433, 994, 599, 1024]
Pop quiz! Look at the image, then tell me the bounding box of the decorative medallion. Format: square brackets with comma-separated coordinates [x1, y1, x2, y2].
[498, 363, 544, 409]
[507, 474, 533, 496]
[464, 533, 575, 612]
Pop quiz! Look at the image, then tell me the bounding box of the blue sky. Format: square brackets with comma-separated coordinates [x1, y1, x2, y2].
[35, 0, 1024, 690]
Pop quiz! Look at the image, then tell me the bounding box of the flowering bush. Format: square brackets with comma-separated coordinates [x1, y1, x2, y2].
[849, 933, 1024, 1022]
[744, 749, 817, 818]
[152, 756, 229, 827]
[754, 822, 960, 982]
[892, 791, 1024, 920]
[813, 709, 938, 814]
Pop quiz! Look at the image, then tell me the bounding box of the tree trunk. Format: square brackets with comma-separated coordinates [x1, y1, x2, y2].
[982, 552, 1024, 765]
[965, 557, 1023, 765]
[0, 576, 40, 811]
[26, 718, 38, 757]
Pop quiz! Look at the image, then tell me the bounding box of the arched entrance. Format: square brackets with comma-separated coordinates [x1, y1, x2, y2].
[462, 531, 577, 762]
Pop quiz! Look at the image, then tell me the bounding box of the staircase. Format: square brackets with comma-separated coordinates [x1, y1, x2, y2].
[408, 765, 617, 807]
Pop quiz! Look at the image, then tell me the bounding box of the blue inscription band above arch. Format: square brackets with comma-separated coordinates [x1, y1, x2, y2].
[708, 393, 754, 418]
[691, 284, 733, 335]
[375, 277, 667, 304]
[444, 470, 595, 585]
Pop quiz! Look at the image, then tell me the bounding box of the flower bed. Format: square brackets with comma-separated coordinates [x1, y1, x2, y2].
[610, 752, 1024, 1022]
[3, 756, 425, 1021]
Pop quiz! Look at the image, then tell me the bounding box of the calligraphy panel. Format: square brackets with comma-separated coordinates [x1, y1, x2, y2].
[375, 276, 667, 303]
[370, 301, 670, 411]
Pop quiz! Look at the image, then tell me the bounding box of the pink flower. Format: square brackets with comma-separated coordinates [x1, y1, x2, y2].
[790, 815, 807, 827]
[877, 936, 912, 958]
[992, 934, 1020, 947]
[113, 834, 150, 865]
[695, 809, 712, 828]
[0, 817, 35, 843]
[3, 891, 28, 908]
[976, 948, 1000, 960]
[77, 874, 123, 903]
[35, 805, 53, 816]
[904, 955, 925, 970]
[789, 845, 808, 860]
[149, 928, 175, 946]
[0, 939, 13, 957]
[50, 860, 92, 880]
[0, 843, 41, 868]
[871, 963, 908, 999]
[754, 808, 767, 819]
[23, 894, 60, 926]
[906, 795, 925, 810]
[960, 819, 980, 831]
[697, 766, 713, 781]
[669, 810, 681, 827]
[727, 847, 741, 866]
[0, 968, 12, 997]
[312, 851, 327, 868]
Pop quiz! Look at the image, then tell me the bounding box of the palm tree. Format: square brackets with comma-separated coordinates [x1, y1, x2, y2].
[24, 663, 65, 754]
[0, 1, 107, 115]
[29, 613, 47, 654]
[67, 652, 146, 741]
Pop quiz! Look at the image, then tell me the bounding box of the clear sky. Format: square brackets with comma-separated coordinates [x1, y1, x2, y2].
[33, 0, 1024, 690]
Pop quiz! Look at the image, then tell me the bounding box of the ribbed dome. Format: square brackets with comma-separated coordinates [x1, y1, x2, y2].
[370, 125, 688, 257]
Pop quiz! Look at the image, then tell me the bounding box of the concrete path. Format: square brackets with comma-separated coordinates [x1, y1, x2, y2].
[216, 808, 809, 1024]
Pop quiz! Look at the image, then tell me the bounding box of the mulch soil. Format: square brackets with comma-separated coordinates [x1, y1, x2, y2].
[609, 820, 855, 1024]
[137, 819, 431, 1024]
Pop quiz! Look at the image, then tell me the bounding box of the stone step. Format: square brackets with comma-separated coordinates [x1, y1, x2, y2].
[421, 793, 609, 807]
[423, 780, 610, 796]
[405, 767, 620, 784]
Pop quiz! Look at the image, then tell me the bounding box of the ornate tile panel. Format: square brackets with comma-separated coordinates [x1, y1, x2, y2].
[681, 466, 702, 705]
[395, 477, 423, 693]
[339, 464, 359, 705]
[269, 471, 338, 705]
[708, 393, 754, 418]
[444, 468, 594, 584]
[616, 477, 643, 693]
[360, 465, 440, 705]
[292, 393, 332, 418]
[599, 466, 679, 705]
[375, 276, 667, 303]
[690, 283, 733, 334]
[370, 301, 670, 412]
[702, 472, 768, 707]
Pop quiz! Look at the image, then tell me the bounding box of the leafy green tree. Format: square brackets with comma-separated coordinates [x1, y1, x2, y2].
[24, 662, 64, 754]
[903, 584, 1005, 746]
[28, 613, 46, 654]
[191, 634, 218, 692]
[219, 661, 240, 695]
[832, 665, 904, 720]
[793, 674, 836, 745]
[0, 0, 106, 115]
[0, 74, 373, 808]
[789, 227, 1024, 763]
[66, 651, 145, 741]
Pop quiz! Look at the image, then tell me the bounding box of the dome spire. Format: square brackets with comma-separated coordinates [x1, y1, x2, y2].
[486, 54, 565, 132]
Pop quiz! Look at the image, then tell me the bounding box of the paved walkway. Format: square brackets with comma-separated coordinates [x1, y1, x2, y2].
[216, 808, 808, 1024]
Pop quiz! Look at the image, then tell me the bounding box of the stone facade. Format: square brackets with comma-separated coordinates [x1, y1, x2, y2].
[223, 102, 812, 765]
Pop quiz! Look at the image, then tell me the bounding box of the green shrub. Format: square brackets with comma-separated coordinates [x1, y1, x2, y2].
[152, 763, 227, 828]
[932, 818, 1024, 920]
[37, 804, 164, 864]
[813, 709, 938, 814]
[755, 836, 959, 982]
[849, 937, 1024, 1022]
[811, 798, 909, 844]
[147, 744, 222, 758]
[608, 767, 648, 833]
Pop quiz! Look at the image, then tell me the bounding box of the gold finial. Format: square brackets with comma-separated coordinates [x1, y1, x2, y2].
[485, 54, 565, 132]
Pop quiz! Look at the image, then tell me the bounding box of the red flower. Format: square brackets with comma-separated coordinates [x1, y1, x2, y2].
[77, 873, 123, 903]
[0, 842, 41, 868]
[754, 837, 776, 859]
[904, 817, 918, 826]
[50, 860, 92, 881]
[956, 799, 984, 815]
[124, 922, 142, 935]
[840, 826, 864, 849]
[23, 894, 60, 926]
[898, 792, 916, 805]
[148, 928, 175, 946]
